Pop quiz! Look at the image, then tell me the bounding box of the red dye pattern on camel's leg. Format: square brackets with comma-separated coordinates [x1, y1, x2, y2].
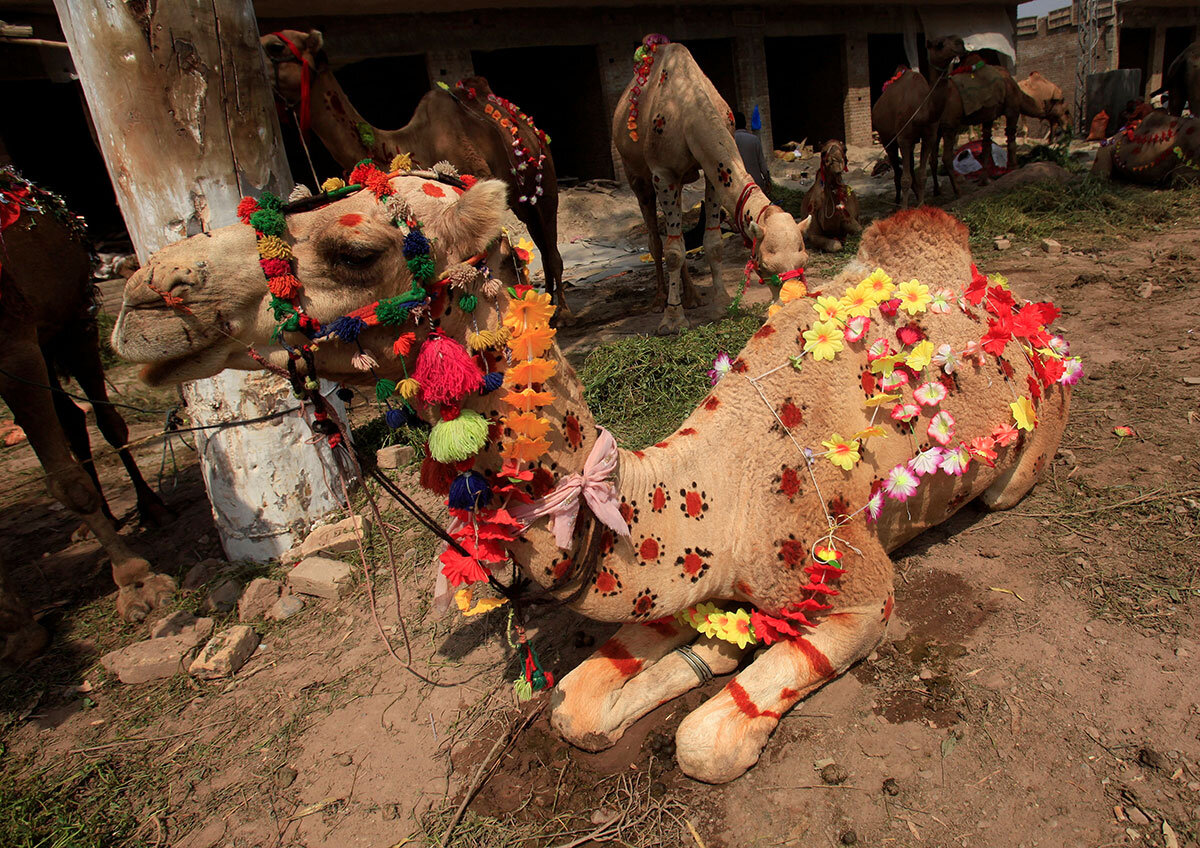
[793, 637, 835, 679]
[598, 640, 644, 678]
[726, 680, 781, 720]
[645, 618, 679, 637]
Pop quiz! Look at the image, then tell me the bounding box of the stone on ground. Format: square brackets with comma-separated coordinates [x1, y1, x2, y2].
[201, 577, 241, 614]
[376, 444, 414, 469]
[993, 237, 1011, 251]
[101, 635, 200, 684]
[182, 558, 228, 590]
[237, 577, 283, 622]
[148, 611, 214, 648]
[267, 594, 305, 621]
[281, 515, 371, 565]
[189, 625, 259, 679]
[288, 556, 354, 600]
[1040, 237, 1062, 254]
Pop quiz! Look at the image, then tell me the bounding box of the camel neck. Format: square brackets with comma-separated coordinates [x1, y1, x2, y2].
[309, 70, 412, 169]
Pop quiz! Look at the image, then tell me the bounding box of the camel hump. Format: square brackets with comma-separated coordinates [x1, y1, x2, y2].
[456, 75, 495, 99]
[853, 208, 972, 290]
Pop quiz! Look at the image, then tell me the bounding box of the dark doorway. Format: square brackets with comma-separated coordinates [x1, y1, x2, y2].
[1164, 26, 1194, 81]
[471, 45, 612, 181]
[766, 35, 846, 147]
[335, 55, 430, 130]
[868, 33, 911, 105]
[1118, 27, 1153, 96]
[679, 38, 739, 112]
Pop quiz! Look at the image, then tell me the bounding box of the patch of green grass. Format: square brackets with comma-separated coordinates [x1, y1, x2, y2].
[956, 176, 1200, 249]
[579, 309, 764, 449]
[95, 312, 119, 370]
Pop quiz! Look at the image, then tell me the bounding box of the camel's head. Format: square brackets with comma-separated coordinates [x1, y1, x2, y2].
[819, 140, 848, 184]
[114, 174, 510, 386]
[749, 208, 810, 280]
[926, 36, 966, 69]
[261, 29, 326, 107]
[1048, 100, 1071, 134]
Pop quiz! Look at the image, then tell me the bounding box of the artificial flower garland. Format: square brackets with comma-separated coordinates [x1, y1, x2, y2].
[450, 79, 551, 206]
[626, 34, 670, 142]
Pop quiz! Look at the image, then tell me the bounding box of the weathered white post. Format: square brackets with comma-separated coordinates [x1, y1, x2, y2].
[54, 0, 350, 560]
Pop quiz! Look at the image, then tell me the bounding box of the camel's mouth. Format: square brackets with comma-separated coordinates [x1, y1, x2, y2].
[113, 305, 242, 386]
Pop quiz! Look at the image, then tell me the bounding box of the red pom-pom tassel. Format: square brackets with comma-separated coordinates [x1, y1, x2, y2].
[260, 258, 292, 277]
[237, 197, 260, 224]
[413, 333, 483, 404]
[267, 274, 302, 299]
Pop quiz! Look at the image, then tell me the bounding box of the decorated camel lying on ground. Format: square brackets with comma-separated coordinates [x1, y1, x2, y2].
[115, 162, 1077, 782]
[261, 29, 568, 319]
[1092, 109, 1200, 183]
[613, 36, 811, 334]
[798, 140, 861, 252]
[0, 169, 174, 663]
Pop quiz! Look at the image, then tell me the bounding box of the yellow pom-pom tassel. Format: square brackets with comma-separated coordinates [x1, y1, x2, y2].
[321, 177, 346, 192]
[257, 235, 292, 260]
[390, 153, 413, 173]
[467, 331, 492, 353]
[397, 377, 420, 400]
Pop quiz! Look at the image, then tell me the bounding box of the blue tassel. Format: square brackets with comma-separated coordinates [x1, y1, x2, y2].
[402, 229, 431, 259]
[385, 408, 406, 429]
[448, 471, 491, 511]
[481, 371, 504, 394]
[326, 315, 367, 343]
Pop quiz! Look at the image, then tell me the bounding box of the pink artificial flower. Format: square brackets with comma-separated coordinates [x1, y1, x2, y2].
[939, 444, 971, 476]
[708, 352, 733, 385]
[1049, 335, 1070, 356]
[891, 402, 920, 422]
[1059, 357, 1083, 385]
[881, 370, 910, 391]
[932, 343, 959, 374]
[991, 422, 1020, 447]
[867, 338, 892, 361]
[884, 463, 920, 502]
[914, 380, 948, 407]
[844, 315, 871, 342]
[865, 489, 885, 523]
[908, 446, 945, 477]
[927, 410, 956, 446]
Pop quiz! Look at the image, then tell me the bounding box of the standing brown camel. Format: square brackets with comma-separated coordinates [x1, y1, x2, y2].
[871, 36, 965, 207]
[1161, 40, 1200, 116]
[1018, 71, 1071, 140]
[799, 140, 861, 252]
[0, 169, 175, 657]
[935, 54, 1043, 197]
[261, 29, 569, 319]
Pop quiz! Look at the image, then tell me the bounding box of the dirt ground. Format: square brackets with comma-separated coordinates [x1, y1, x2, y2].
[2, 163, 1199, 848]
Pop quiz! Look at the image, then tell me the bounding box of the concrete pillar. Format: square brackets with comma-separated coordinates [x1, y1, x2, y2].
[599, 40, 632, 182]
[425, 49, 474, 87]
[733, 33, 773, 151]
[1146, 23, 1166, 99]
[843, 33, 872, 146]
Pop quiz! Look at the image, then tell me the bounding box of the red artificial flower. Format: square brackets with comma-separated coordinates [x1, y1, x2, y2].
[983, 286, 1015, 318]
[439, 546, 491, 586]
[965, 264, 988, 305]
[878, 298, 901, 317]
[896, 322, 925, 347]
[981, 316, 1013, 356]
[992, 422, 1020, 447]
[749, 610, 801, 645]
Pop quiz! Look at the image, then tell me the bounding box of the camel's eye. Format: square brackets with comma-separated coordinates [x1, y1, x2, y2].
[264, 40, 288, 59]
[332, 244, 384, 271]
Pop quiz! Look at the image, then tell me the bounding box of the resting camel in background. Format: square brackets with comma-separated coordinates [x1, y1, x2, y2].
[1161, 40, 1199, 116]
[871, 36, 966, 207]
[798, 139, 861, 252]
[0, 170, 175, 663]
[114, 159, 1071, 781]
[1092, 110, 1200, 184]
[613, 35, 810, 334]
[261, 29, 569, 320]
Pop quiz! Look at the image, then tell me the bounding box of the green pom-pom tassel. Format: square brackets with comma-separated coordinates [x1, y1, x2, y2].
[407, 254, 436, 283]
[249, 208, 286, 237]
[428, 409, 489, 464]
[375, 296, 410, 326]
[270, 296, 294, 321]
[257, 192, 282, 211]
[357, 122, 376, 147]
[458, 294, 477, 313]
[375, 378, 397, 402]
[282, 314, 301, 332]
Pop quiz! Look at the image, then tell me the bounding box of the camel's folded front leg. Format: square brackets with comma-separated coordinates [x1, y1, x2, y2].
[675, 597, 893, 783]
[552, 620, 745, 751]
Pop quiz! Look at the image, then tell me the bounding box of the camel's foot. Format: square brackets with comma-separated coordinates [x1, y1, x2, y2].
[655, 306, 688, 335]
[824, 239, 843, 253]
[674, 689, 775, 783]
[651, 291, 668, 312]
[137, 496, 175, 529]
[681, 286, 703, 310]
[115, 570, 176, 623]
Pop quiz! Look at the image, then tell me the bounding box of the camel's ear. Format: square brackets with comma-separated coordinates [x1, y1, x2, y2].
[427, 179, 508, 262]
[798, 214, 812, 235]
[306, 29, 324, 53]
[747, 219, 764, 241]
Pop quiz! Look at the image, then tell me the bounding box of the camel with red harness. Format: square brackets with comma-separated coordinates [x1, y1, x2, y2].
[799, 140, 861, 252]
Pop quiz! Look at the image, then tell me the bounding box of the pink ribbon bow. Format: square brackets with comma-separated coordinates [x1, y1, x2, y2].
[511, 427, 630, 549]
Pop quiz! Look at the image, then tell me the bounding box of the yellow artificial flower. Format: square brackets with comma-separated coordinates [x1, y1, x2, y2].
[767, 303, 782, 318]
[869, 353, 906, 376]
[821, 434, 861, 471]
[863, 391, 901, 407]
[503, 290, 555, 335]
[897, 279, 932, 315]
[504, 357, 557, 387]
[838, 286, 873, 318]
[503, 412, 551, 440]
[852, 425, 887, 441]
[779, 279, 808, 304]
[989, 272, 1009, 290]
[455, 587, 508, 616]
[711, 608, 756, 649]
[905, 340, 934, 371]
[501, 387, 555, 412]
[802, 321, 844, 361]
[514, 237, 537, 267]
[812, 295, 847, 325]
[501, 435, 552, 463]
[508, 326, 556, 359]
[1011, 396, 1038, 431]
[676, 601, 720, 630]
[860, 268, 895, 301]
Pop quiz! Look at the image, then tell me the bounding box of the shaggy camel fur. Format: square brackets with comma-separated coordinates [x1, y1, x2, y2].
[613, 37, 810, 334]
[798, 140, 861, 252]
[0, 175, 174, 659]
[115, 170, 1071, 782]
[261, 29, 569, 320]
[871, 36, 965, 207]
[1092, 109, 1200, 183]
[1017, 71, 1070, 140]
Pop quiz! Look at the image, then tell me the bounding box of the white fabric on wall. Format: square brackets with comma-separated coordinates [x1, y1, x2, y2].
[919, 5, 1017, 67]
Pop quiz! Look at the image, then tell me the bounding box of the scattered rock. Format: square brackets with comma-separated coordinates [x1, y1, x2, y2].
[382, 803, 401, 820]
[274, 766, 298, 789]
[1182, 376, 1200, 386]
[267, 594, 306, 621]
[993, 237, 1011, 251]
[1127, 808, 1151, 826]
[201, 578, 241, 615]
[189, 625, 259, 679]
[182, 558, 227, 590]
[820, 763, 849, 785]
[918, 668, 934, 680]
[101, 635, 199, 684]
[976, 669, 1008, 690]
[1041, 238, 1062, 255]
[376, 444, 415, 469]
[335, 752, 353, 766]
[840, 829, 859, 845]
[237, 578, 282, 622]
[1138, 747, 1168, 771]
[882, 777, 900, 796]
[288, 556, 354, 600]
[282, 516, 372, 565]
[148, 611, 214, 648]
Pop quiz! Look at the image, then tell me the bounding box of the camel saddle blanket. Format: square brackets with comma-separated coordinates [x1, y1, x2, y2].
[951, 64, 1007, 118]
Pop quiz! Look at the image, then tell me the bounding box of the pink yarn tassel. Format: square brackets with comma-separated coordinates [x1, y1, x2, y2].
[413, 333, 483, 404]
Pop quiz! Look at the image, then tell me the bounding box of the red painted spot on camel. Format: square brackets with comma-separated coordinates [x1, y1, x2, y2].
[678, 427, 697, 436]
[646, 618, 677, 636]
[734, 579, 754, 597]
[753, 324, 776, 340]
[793, 638, 835, 678]
[552, 557, 573, 580]
[883, 595, 895, 620]
[564, 413, 582, 449]
[652, 488, 666, 511]
[422, 182, 445, 198]
[779, 401, 803, 429]
[727, 680, 780, 720]
[619, 502, 634, 524]
[731, 358, 748, 373]
[704, 396, 721, 411]
[633, 450, 646, 458]
[328, 93, 346, 116]
[598, 640, 643, 677]
[338, 213, 365, 228]
[779, 539, 807, 568]
[779, 467, 801, 499]
[531, 467, 556, 498]
[595, 570, 617, 593]
[639, 538, 660, 561]
[682, 552, 704, 576]
[685, 491, 704, 518]
[654, 440, 670, 449]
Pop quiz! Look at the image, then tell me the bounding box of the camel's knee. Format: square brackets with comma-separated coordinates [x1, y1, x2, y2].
[662, 239, 684, 274]
[46, 468, 104, 517]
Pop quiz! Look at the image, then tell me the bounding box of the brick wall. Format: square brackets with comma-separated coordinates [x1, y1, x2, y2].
[843, 34, 873, 147]
[1016, 7, 1116, 130]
